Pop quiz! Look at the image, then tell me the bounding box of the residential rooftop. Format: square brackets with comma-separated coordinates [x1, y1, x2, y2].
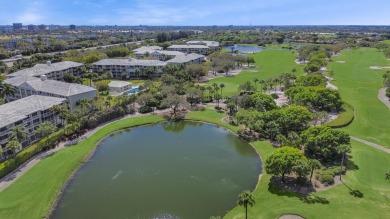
[0, 95, 66, 127]
[8, 61, 83, 77]
[5, 76, 96, 97]
[108, 81, 132, 88]
[186, 40, 220, 47]
[133, 46, 162, 53]
[168, 45, 209, 49]
[166, 53, 205, 64]
[93, 58, 167, 67]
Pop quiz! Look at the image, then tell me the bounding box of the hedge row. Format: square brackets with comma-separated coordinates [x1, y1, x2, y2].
[0, 124, 79, 179]
[325, 103, 355, 128]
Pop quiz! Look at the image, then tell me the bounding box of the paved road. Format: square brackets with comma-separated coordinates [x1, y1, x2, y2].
[351, 136, 390, 154]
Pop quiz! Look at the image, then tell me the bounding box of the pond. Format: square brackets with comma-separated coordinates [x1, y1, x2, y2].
[224, 45, 265, 53]
[50, 122, 261, 219]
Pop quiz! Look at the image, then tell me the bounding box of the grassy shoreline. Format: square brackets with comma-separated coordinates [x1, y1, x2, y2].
[0, 115, 164, 219]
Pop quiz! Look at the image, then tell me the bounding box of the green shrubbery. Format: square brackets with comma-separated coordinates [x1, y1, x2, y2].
[316, 166, 343, 185]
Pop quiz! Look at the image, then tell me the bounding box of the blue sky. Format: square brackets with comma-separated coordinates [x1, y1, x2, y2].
[1, 0, 390, 25]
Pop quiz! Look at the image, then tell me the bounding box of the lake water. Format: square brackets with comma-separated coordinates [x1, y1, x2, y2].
[224, 45, 265, 53]
[50, 122, 261, 219]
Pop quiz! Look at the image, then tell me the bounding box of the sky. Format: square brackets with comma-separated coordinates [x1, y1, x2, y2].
[1, 0, 390, 26]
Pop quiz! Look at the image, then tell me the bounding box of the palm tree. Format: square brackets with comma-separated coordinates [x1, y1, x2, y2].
[51, 104, 69, 127]
[237, 190, 256, 219]
[337, 144, 351, 180]
[200, 86, 206, 103]
[253, 78, 259, 91]
[259, 79, 265, 93]
[292, 68, 297, 76]
[10, 125, 28, 143]
[206, 86, 213, 100]
[0, 82, 16, 101]
[135, 67, 141, 79]
[219, 83, 225, 99]
[6, 140, 21, 157]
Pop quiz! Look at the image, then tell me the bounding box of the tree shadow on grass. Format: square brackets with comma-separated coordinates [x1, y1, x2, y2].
[342, 181, 364, 198]
[346, 156, 359, 171]
[268, 176, 330, 204]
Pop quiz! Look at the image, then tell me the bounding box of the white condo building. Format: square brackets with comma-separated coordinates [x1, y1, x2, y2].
[5, 76, 97, 110]
[0, 95, 66, 156]
[7, 61, 84, 81]
[92, 58, 167, 79]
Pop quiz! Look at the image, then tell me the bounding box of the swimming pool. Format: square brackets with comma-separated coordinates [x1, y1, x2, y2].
[127, 87, 139, 94]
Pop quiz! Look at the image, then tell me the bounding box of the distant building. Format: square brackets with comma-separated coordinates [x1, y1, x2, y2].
[38, 24, 46, 30]
[133, 46, 163, 59]
[186, 40, 220, 50]
[167, 44, 209, 55]
[27, 24, 36, 31]
[8, 61, 84, 81]
[92, 57, 167, 79]
[0, 95, 66, 155]
[13, 23, 23, 30]
[4, 76, 97, 111]
[166, 53, 205, 65]
[69, 24, 76, 30]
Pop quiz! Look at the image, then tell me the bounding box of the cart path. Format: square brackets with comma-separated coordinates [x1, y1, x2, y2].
[351, 136, 390, 154]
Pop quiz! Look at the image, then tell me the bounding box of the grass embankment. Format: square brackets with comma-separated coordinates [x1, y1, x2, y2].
[206, 50, 304, 96]
[326, 103, 355, 128]
[185, 110, 390, 219]
[329, 48, 390, 147]
[0, 115, 164, 219]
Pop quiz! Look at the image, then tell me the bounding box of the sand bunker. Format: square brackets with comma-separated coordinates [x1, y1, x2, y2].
[335, 61, 346, 63]
[369, 66, 390, 70]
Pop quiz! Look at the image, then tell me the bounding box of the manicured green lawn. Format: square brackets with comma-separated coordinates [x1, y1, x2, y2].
[206, 50, 304, 96]
[0, 115, 164, 219]
[329, 48, 390, 147]
[225, 140, 390, 219]
[186, 110, 390, 219]
[186, 107, 241, 133]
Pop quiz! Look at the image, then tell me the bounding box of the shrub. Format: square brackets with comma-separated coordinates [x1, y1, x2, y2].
[271, 93, 279, 99]
[386, 88, 390, 98]
[318, 174, 334, 186]
[138, 105, 153, 114]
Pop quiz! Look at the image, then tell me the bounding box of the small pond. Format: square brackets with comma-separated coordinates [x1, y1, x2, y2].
[224, 45, 265, 53]
[51, 121, 261, 219]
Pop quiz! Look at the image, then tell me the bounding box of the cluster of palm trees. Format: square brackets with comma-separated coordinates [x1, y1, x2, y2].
[252, 73, 296, 93]
[201, 83, 225, 107]
[0, 125, 28, 159]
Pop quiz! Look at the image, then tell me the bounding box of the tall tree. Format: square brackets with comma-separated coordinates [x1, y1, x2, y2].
[10, 125, 28, 143]
[34, 121, 57, 138]
[6, 140, 21, 157]
[237, 190, 256, 219]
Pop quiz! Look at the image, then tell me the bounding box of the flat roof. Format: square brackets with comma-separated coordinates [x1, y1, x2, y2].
[0, 95, 66, 128]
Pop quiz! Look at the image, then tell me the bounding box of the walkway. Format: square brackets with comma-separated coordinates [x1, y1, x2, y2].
[378, 88, 390, 110]
[351, 136, 390, 154]
[0, 111, 167, 192]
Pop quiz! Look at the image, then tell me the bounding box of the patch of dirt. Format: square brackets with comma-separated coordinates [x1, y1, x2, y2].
[267, 88, 288, 107]
[335, 60, 346, 63]
[295, 59, 308, 65]
[369, 66, 390, 70]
